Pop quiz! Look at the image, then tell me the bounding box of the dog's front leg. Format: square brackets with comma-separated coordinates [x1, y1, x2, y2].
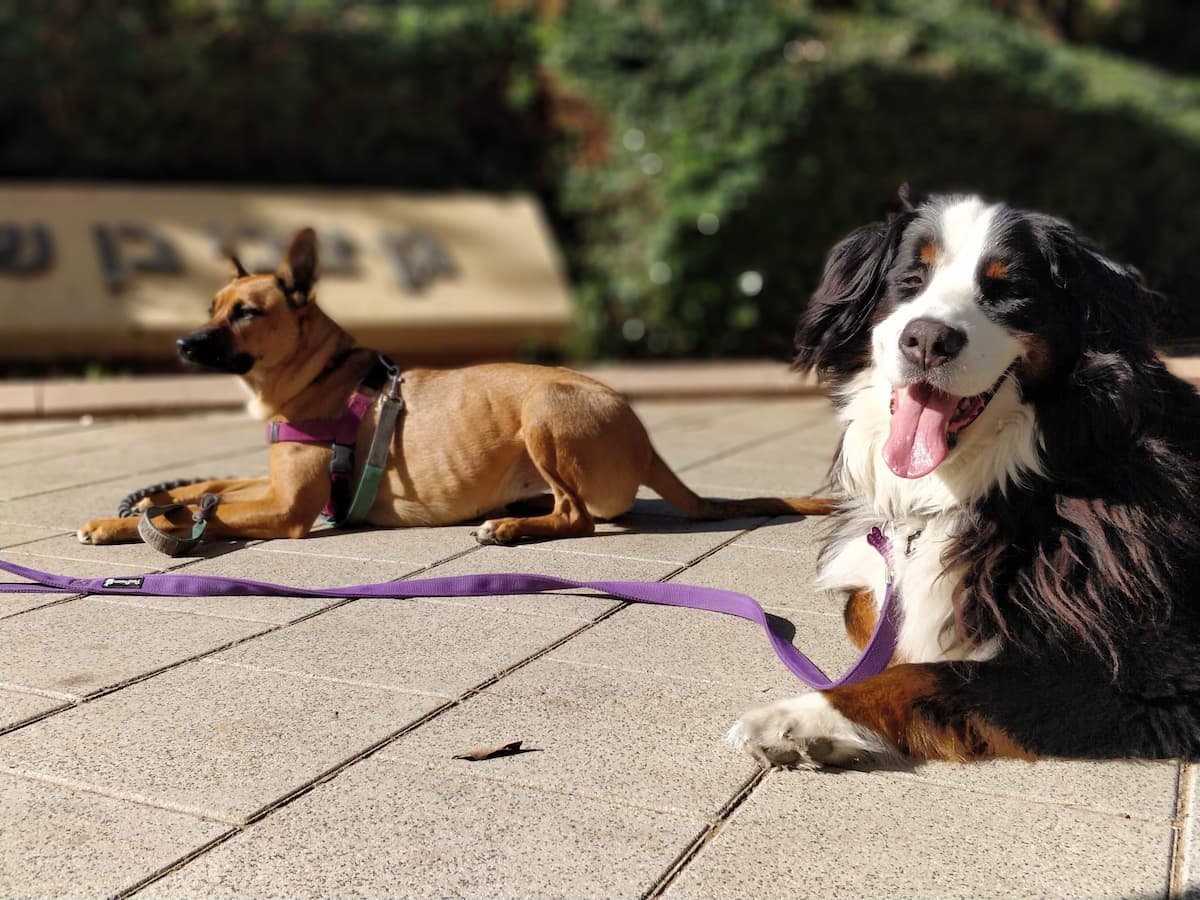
[727, 662, 1038, 768]
[77, 477, 275, 545]
[131, 476, 272, 512]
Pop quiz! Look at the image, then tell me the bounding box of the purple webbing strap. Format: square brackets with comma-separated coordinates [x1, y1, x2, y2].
[0, 535, 899, 689]
[267, 389, 373, 445]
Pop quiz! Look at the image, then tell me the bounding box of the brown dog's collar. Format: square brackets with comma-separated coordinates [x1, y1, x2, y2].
[309, 346, 358, 387]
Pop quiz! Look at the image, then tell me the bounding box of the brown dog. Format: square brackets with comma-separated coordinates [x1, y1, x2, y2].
[78, 229, 831, 547]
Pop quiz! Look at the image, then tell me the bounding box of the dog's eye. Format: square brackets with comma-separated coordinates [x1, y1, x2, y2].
[900, 273, 925, 290]
[230, 304, 265, 322]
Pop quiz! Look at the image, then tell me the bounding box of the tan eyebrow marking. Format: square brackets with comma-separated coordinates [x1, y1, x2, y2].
[984, 258, 1008, 279]
[919, 242, 938, 265]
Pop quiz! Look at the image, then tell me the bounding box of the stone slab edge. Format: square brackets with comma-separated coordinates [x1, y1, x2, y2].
[3, 357, 1199, 420]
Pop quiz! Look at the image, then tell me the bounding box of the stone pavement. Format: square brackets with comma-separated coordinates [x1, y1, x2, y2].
[0, 397, 1195, 899]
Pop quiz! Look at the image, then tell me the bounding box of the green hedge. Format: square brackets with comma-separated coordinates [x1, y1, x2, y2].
[3, 0, 1200, 359]
[548, 0, 1200, 358]
[0, 0, 548, 189]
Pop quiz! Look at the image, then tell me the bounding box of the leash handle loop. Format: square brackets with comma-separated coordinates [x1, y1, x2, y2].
[137, 493, 220, 558]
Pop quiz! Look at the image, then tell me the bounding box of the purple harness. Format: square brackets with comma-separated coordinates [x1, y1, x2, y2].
[266, 388, 374, 521]
[265, 353, 396, 522]
[0, 529, 899, 689]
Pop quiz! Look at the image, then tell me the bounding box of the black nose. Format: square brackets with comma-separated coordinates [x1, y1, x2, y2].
[176, 327, 229, 365]
[898, 317, 967, 371]
[176, 332, 210, 363]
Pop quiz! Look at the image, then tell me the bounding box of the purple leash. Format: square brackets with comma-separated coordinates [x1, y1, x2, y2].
[0, 528, 899, 690]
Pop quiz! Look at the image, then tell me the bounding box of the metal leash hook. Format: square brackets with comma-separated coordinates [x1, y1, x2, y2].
[380, 353, 404, 404]
[867, 524, 896, 584]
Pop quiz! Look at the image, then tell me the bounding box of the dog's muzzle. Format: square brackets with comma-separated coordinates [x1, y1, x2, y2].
[176, 327, 255, 374]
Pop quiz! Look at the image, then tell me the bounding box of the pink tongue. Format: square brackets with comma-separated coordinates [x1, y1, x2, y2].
[884, 383, 960, 479]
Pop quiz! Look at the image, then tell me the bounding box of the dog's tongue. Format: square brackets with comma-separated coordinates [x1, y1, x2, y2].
[884, 383, 960, 479]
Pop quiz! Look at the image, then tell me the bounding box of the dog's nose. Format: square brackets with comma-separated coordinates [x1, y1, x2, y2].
[176, 328, 223, 363]
[176, 334, 204, 362]
[898, 317, 967, 370]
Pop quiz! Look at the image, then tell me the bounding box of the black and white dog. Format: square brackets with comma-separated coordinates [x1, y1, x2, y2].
[728, 193, 1200, 767]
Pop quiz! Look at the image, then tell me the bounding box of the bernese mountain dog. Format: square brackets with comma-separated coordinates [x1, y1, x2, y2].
[727, 192, 1200, 767]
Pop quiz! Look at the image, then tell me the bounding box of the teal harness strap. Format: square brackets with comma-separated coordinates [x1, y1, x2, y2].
[339, 368, 405, 529]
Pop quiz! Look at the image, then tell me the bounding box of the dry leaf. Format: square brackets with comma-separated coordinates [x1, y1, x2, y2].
[452, 740, 524, 761]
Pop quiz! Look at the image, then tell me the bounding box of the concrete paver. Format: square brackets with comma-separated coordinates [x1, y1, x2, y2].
[0, 688, 67, 731]
[381, 658, 763, 817]
[0, 596, 271, 700]
[0, 772, 228, 899]
[0, 522, 68, 550]
[665, 769, 1174, 899]
[143, 756, 706, 900]
[545, 598, 855, 692]
[0, 451, 266, 529]
[210, 596, 606, 698]
[0, 393, 1186, 898]
[0, 660, 441, 823]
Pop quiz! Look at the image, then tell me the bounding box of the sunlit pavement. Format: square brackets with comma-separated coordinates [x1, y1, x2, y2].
[0, 392, 1192, 898]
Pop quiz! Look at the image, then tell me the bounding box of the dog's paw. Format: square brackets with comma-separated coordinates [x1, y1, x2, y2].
[77, 517, 138, 546]
[726, 693, 892, 769]
[471, 520, 515, 546]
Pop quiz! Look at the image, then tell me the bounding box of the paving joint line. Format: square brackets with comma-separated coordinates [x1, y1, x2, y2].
[0, 591, 88, 621]
[0, 528, 74, 552]
[642, 767, 770, 899]
[115, 601, 639, 898]
[116, 520, 771, 897]
[1169, 760, 1195, 898]
[0, 442, 263, 502]
[674, 419, 824, 475]
[0, 544, 485, 739]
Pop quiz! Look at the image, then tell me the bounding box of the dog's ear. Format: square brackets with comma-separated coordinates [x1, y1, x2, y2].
[275, 228, 319, 306]
[228, 255, 250, 280]
[1032, 215, 1164, 434]
[795, 212, 913, 383]
[1031, 215, 1159, 359]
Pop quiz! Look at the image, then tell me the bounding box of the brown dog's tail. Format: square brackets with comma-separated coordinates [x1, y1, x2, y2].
[643, 451, 836, 520]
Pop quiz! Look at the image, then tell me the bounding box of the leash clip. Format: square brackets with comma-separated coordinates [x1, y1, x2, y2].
[379, 355, 404, 403]
[867, 525, 896, 585]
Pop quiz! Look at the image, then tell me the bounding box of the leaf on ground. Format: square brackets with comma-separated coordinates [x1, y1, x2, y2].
[452, 740, 525, 761]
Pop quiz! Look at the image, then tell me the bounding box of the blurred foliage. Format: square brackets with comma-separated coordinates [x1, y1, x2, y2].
[0, 0, 550, 188]
[986, 0, 1200, 75]
[2, 0, 1200, 358]
[547, 0, 1200, 357]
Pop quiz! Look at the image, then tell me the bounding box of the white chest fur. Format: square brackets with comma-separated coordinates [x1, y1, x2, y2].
[816, 517, 998, 663]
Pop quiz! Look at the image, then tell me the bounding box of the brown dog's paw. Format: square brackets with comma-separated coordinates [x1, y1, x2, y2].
[472, 521, 502, 545]
[77, 517, 139, 546]
[471, 520, 517, 546]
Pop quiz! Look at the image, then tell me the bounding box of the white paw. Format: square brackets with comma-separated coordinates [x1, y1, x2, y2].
[471, 520, 499, 545]
[726, 692, 892, 769]
[76, 528, 92, 545]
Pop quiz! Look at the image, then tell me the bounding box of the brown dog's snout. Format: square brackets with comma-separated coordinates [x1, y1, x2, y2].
[177, 327, 255, 374]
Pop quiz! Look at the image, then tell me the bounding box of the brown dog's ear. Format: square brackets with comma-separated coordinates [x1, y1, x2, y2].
[275, 228, 318, 306]
[229, 255, 251, 280]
